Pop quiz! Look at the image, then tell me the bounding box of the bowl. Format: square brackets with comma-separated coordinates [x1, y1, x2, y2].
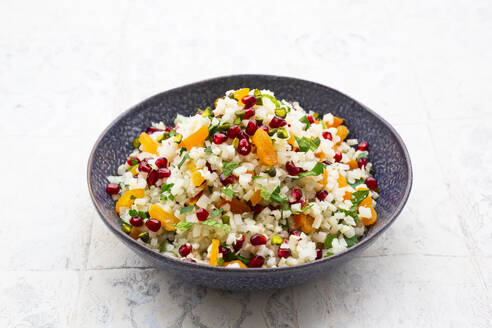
[87, 74, 412, 290]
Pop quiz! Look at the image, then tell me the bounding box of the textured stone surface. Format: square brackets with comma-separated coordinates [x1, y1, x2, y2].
[1, 0, 492, 326]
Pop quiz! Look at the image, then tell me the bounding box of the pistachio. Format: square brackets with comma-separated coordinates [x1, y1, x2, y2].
[132, 137, 141, 149]
[138, 232, 150, 243]
[276, 127, 289, 139]
[173, 134, 183, 143]
[271, 235, 283, 245]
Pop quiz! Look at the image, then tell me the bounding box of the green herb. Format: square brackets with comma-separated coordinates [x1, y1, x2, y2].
[208, 185, 213, 194]
[178, 153, 190, 169]
[261, 94, 280, 108]
[299, 115, 311, 130]
[128, 209, 148, 219]
[356, 152, 368, 160]
[161, 183, 175, 201]
[169, 130, 176, 137]
[217, 257, 224, 266]
[297, 162, 325, 178]
[162, 183, 174, 192]
[175, 221, 193, 231]
[294, 136, 320, 152]
[323, 252, 334, 258]
[158, 240, 166, 252]
[210, 208, 224, 218]
[201, 219, 230, 232]
[266, 166, 276, 177]
[260, 186, 287, 203]
[208, 123, 220, 137]
[252, 175, 262, 179]
[324, 235, 337, 249]
[344, 236, 358, 248]
[129, 195, 136, 200]
[339, 208, 358, 220]
[179, 147, 186, 155]
[129, 158, 139, 166]
[254, 89, 263, 105]
[222, 162, 241, 178]
[348, 178, 365, 189]
[352, 189, 370, 207]
[224, 252, 251, 265]
[201, 107, 211, 118]
[321, 121, 327, 129]
[291, 204, 313, 215]
[126, 164, 138, 172]
[204, 146, 212, 153]
[222, 187, 235, 198]
[180, 206, 195, 214]
[132, 137, 141, 149]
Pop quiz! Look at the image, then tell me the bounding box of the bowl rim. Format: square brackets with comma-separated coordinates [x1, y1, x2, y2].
[87, 74, 413, 274]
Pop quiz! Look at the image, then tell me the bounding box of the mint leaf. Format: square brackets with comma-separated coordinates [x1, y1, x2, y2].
[324, 235, 337, 249]
[169, 130, 176, 137]
[323, 252, 334, 258]
[295, 136, 320, 152]
[344, 236, 358, 248]
[180, 206, 195, 214]
[210, 208, 223, 218]
[351, 189, 369, 207]
[178, 153, 190, 169]
[252, 175, 262, 179]
[298, 162, 325, 178]
[222, 187, 235, 198]
[222, 162, 241, 178]
[291, 204, 313, 215]
[201, 219, 230, 232]
[128, 209, 148, 218]
[299, 115, 311, 130]
[204, 146, 212, 153]
[348, 178, 365, 189]
[356, 152, 368, 160]
[179, 147, 186, 155]
[260, 186, 287, 204]
[161, 183, 174, 193]
[175, 221, 193, 231]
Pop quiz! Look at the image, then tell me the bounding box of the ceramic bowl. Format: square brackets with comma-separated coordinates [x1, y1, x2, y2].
[87, 74, 412, 290]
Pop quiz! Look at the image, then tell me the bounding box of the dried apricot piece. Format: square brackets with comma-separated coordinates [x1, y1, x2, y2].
[336, 125, 349, 143]
[188, 162, 205, 187]
[293, 213, 315, 234]
[179, 125, 209, 151]
[347, 159, 358, 170]
[223, 260, 247, 268]
[250, 190, 263, 206]
[233, 88, 250, 106]
[337, 173, 348, 187]
[230, 198, 251, 214]
[361, 207, 377, 226]
[115, 189, 145, 214]
[139, 132, 159, 154]
[252, 128, 278, 166]
[326, 116, 344, 128]
[148, 204, 180, 231]
[209, 239, 220, 266]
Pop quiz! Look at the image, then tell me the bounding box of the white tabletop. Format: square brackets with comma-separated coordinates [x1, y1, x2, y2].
[1, 0, 491, 327]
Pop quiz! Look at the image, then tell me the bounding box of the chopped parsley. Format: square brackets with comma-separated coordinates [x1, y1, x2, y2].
[179, 147, 187, 155]
[169, 130, 176, 137]
[204, 146, 212, 153]
[344, 236, 358, 248]
[348, 178, 365, 189]
[201, 219, 230, 232]
[295, 136, 320, 152]
[297, 162, 325, 178]
[222, 187, 235, 198]
[324, 235, 337, 249]
[356, 152, 368, 160]
[323, 252, 334, 258]
[128, 209, 148, 219]
[299, 115, 311, 130]
[175, 221, 193, 231]
[252, 175, 263, 179]
[160, 183, 175, 201]
[180, 206, 195, 214]
[291, 204, 313, 215]
[260, 186, 287, 204]
[178, 153, 190, 169]
[210, 208, 224, 218]
[222, 162, 241, 178]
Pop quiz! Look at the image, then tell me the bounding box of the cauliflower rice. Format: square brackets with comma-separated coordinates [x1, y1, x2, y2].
[106, 88, 380, 269]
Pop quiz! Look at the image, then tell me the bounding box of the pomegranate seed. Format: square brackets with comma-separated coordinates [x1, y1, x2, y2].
[165, 126, 173, 132]
[252, 204, 264, 214]
[156, 168, 171, 179]
[155, 157, 168, 168]
[269, 116, 287, 128]
[316, 190, 328, 201]
[357, 141, 369, 151]
[241, 95, 256, 108]
[322, 160, 332, 165]
[245, 120, 258, 136]
[206, 162, 214, 173]
[358, 157, 369, 168]
[237, 138, 251, 155]
[259, 125, 269, 133]
[237, 130, 249, 140]
[322, 131, 332, 140]
[219, 173, 235, 186]
[213, 132, 228, 144]
[233, 235, 245, 251]
[334, 152, 342, 162]
[244, 108, 255, 119]
[185, 258, 196, 263]
[285, 161, 300, 176]
[227, 125, 241, 139]
[307, 115, 314, 124]
[219, 245, 230, 256]
[250, 234, 267, 246]
[146, 218, 161, 232]
[249, 256, 265, 268]
[290, 230, 302, 237]
[366, 177, 378, 191]
[138, 160, 152, 173]
[106, 183, 119, 195]
[126, 156, 140, 166]
[278, 248, 291, 258]
[146, 126, 163, 134]
[179, 243, 192, 257]
[146, 170, 158, 186]
[196, 208, 209, 221]
[316, 248, 322, 260]
[130, 216, 143, 227]
[290, 189, 302, 202]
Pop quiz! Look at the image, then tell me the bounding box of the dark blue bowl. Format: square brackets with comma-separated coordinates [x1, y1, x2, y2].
[87, 75, 412, 290]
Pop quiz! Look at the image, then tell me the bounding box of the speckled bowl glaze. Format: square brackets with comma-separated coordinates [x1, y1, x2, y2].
[88, 74, 412, 290]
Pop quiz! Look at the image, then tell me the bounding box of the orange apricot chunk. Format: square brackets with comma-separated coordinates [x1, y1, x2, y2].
[336, 125, 349, 143]
[347, 159, 358, 170]
[115, 189, 145, 214]
[233, 88, 250, 105]
[209, 239, 220, 266]
[179, 125, 209, 151]
[250, 190, 263, 206]
[139, 132, 159, 154]
[148, 204, 180, 231]
[361, 207, 378, 226]
[223, 260, 247, 268]
[293, 213, 315, 234]
[337, 173, 348, 187]
[252, 128, 278, 166]
[188, 162, 205, 187]
[326, 116, 344, 128]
